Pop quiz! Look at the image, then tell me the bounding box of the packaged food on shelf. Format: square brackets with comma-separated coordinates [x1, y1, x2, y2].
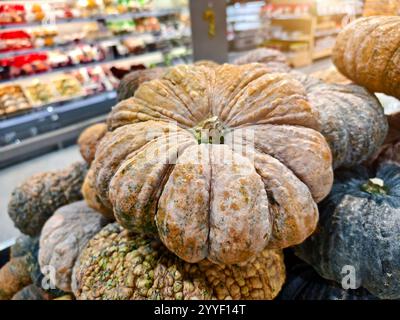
[52, 74, 84, 98]
[0, 30, 33, 53]
[31, 27, 58, 47]
[23, 80, 56, 106]
[72, 66, 114, 95]
[0, 85, 31, 116]
[0, 4, 26, 25]
[106, 20, 136, 35]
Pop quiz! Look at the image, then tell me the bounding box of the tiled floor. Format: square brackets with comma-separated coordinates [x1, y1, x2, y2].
[0, 145, 81, 248]
[0, 58, 333, 249]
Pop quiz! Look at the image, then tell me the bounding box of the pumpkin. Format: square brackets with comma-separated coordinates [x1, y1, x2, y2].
[194, 60, 219, 69]
[83, 63, 334, 265]
[39, 201, 109, 292]
[78, 123, 108, 164]
[8, 161, 87, 236]
[0, 257, 32, 300]
[279, 262, 378, 300]
[295, 163, 400, 299]
[10, 235, 35, 258]
[11, 235, 66, 298]
[333, 16, 400, 99]
[12, 284, 50, 300]
[292, 71, 388, 169]
[72, 223, 285, 300]
[233, 48, 291, 73]
[310, 66, 351, 85]
[117, 67, 167, 101]
[368, 113, 400, 169]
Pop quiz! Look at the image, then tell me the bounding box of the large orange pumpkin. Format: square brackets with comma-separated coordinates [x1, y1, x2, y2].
[83, 63, 333, 265]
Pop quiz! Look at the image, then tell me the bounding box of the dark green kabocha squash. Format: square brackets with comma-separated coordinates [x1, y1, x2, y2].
[117, 67, 167, 101]
[291, 72, 388, 169]
[8, 161, 87, 236]
[12, 284, 50, 300]
[278, 262, 378, 300]
[39, 201, 109, 292]
[295, 163, 400, 299]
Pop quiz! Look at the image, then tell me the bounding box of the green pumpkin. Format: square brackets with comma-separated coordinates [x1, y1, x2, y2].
[279, 261, 377, 300]
[8, 162, 87, 236]
[295, 163, 400, 299]
[291, 72, 388, 169]
[12, 284, 49, 300]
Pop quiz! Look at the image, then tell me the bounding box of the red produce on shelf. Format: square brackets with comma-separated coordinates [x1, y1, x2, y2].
[0, 4, 26, 25]
[0, 30, 33, 53]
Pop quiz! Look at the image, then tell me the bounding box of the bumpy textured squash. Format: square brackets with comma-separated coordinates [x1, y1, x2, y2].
[295, 163, 400, 299]
[0, 257, 32, 300]
[279, 263, 378, 300]
[84, 63, 333, 265]
[233, 48, 291, 73]
[333, 16, 400, 99]
[72, 223, 285, 300]
[292, 72, 388, 169]
[117, 67, 167, 101]
[12, 284, 49, 300]
[8, 162, 87, 236]
[39, 201, 109, 292]
[78, 123, 108, 164]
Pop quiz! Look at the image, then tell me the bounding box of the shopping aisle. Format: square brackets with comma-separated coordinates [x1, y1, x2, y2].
[0, 145, 81, 247]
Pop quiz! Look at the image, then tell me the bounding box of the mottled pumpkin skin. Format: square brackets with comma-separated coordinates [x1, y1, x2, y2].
[295, 163, 400, 299]
[333, 16, 400, 99]
[279, 263, 377, 300]
[84, 63, 334, 265]
[233, 48, 291, 73]
[72, 223, 285, 300]
[78, 123, 108, 165]
[10, 235, 35, 258]
[0, 257, 32, 300]
[310, 66, 351, 85]
[8, 162, 88, 236]
[117, 68, 167, 101]
[39, 201, 109, 292]
[12, 284, 49, 300]
[292, 71, 388, 169]
[11, 235, 66, 298]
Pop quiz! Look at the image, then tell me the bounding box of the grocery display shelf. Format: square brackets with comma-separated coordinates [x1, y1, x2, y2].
[0, 51, 165, 85]
[0, 91, 115, 168]
[0, 29, 190, 59]
[313, 47, 333, 59]
[0, 8, 183, 31]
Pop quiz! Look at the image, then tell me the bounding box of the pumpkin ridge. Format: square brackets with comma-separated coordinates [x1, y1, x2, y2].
[223, 72, 285, 123]
[215, 65, 270, 121]
[94, 123, 194, 210]
[346, 19, 382, 84]
[382, 44, 400, 94]
[363, 20, 400, 90]
[110, 134, 196, 232]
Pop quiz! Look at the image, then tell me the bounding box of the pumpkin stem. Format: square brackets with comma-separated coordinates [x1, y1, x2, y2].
[192, 117, 226, 144]
[361, 178, 388, 195]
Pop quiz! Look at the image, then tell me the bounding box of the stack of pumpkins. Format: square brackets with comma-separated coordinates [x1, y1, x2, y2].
[1, 16, 399, 300]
